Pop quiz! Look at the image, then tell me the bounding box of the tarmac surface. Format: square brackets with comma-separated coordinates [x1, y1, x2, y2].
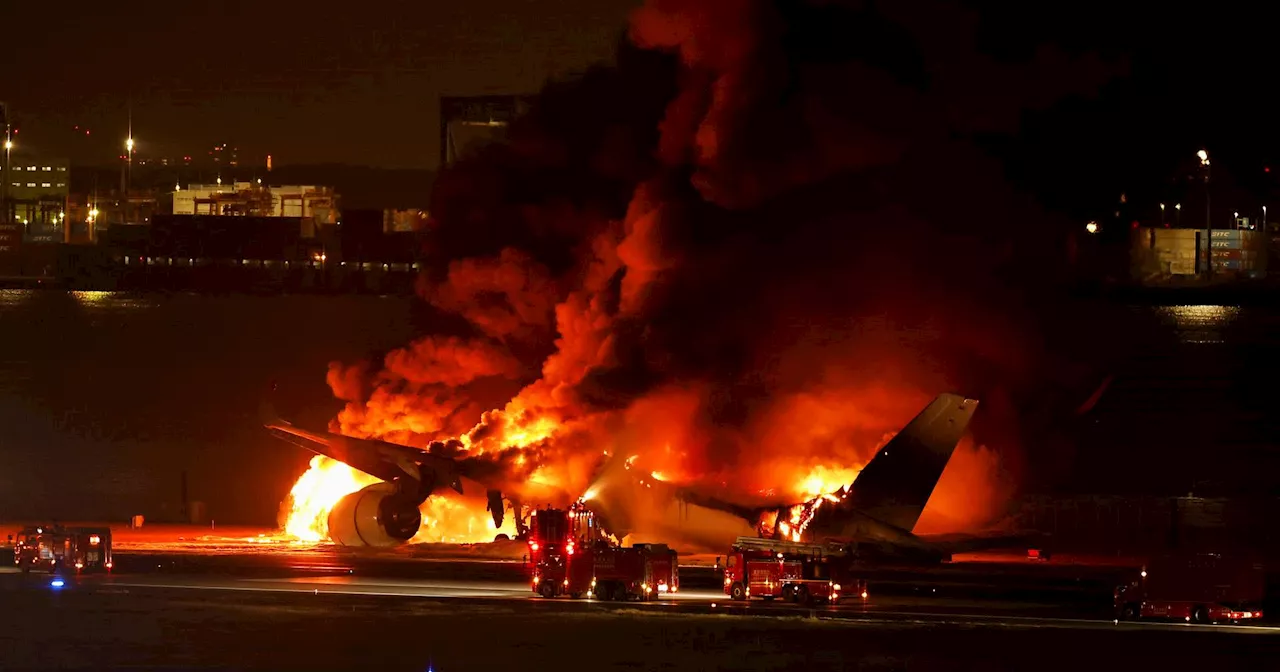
[2, 565, 1279, 671]
[1, 528, 1274, 669]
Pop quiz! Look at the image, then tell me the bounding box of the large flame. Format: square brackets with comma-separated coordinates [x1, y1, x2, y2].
[283, 456, 379, 542]
[796, 465, 859, 500]
[270, 0, 1085, 548]
[282, 455, 521, 544]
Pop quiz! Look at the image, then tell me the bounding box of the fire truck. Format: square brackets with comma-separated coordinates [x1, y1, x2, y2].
[528, 503, 679, 601]
[13, 526, 113, 575]
[723, 536, 865, 606]
[1114, 551, 1265, 624]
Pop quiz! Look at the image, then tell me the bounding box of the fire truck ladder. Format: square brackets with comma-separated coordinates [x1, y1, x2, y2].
[732, 536, 845, 558]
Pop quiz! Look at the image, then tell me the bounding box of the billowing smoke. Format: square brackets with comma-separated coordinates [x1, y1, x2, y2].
[325, 0, 1122, 541]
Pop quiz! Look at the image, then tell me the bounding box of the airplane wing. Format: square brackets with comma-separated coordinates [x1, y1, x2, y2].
[260, 402, 465, 500]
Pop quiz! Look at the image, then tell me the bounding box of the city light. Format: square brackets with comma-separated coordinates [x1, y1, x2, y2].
[3, 139, 11, 150]
[1085, 221, 1099, 234]
[1197, 149, 1209, 166]
[126, 137, 135, 153]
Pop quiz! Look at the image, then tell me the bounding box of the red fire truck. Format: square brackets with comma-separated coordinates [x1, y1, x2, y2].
[1114, 551, 1265, 624]
[13, 526, 113, 575]
[528, 504, 679, 600]
[723, 536, 865, 606]
[569, 543, 679, 601]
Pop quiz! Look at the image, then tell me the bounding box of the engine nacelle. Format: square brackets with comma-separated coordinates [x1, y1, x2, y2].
[326, 482, 423, 547]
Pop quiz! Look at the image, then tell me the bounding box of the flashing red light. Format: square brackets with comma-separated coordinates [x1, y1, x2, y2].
[1131, 220, 1139, 230]
[1266, 167, 1271, 173]
[530, 541, 539, 552]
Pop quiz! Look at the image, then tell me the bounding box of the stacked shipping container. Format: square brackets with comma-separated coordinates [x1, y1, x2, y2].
[1131, 227, 1267, 282]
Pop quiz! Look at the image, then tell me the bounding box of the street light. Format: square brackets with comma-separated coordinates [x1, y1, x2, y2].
[1085, 221, 1099, 234]
[2, 130, 9, 225]
[1199, 149, 1212, 278]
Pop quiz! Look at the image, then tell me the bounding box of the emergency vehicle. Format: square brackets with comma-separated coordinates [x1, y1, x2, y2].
[1114, 551, 1264, 624]
[13, 526, 113, 575]
[723, 536, 865, 606]
[528, 503, 679, 600]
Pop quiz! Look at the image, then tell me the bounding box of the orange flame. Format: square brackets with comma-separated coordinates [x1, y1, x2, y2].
[283, 456, 380, 542]
[795, 464, 858, 500]
[282, 455, 520, 545]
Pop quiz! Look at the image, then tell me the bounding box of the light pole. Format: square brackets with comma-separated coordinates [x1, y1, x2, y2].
[125, 136, 134, 225]
[1263, 205, 1267, 232]
[1199, 149, 1211, 278]
[3, 128, 11, 225]
[1175, 203, 1181, 228]
[1159, 202, 1166, 227]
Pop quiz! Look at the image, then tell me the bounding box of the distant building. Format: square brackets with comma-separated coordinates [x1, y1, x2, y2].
[1130, 226, 1268, 283]
[3, 155, 70, 242]
[439, 95, 533, 166]
[171, 183, 339, 230]
[208, 142, 239, 168]
[383, 209, 428, 233]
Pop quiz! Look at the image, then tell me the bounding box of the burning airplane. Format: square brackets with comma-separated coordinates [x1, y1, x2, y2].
[264, 408, 532, 547]
[580, 393, 1028, 559]
[267, 0, 1119, 550]
[267, 391, 1016, 559]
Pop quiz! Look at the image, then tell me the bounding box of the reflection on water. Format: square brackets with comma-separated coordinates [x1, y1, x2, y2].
[1153, 304, 1242, 344]
[70, 290, 160, 311]
[0, 289, 418, 524]
[0, 289, 38, 308]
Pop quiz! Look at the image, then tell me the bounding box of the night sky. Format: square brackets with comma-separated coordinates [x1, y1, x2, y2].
[3, 0, 638, 169]
[3, 2, 1280, 213]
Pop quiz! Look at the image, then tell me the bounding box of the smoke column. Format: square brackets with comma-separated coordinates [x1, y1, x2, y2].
[325, 0, 1123, 536]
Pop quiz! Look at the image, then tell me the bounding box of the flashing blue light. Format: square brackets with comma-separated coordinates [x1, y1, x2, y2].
[50, 579, 65, 588]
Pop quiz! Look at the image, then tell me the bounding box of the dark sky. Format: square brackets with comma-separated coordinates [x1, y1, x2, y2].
[2, 0, 639, 169]
[4, 0, 1280, 197]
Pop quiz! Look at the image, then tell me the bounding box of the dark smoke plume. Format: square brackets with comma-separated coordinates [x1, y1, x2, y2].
[331, 0, 1133, 533]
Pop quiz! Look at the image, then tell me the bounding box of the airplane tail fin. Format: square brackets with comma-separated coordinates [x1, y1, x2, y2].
[844, 393, 979, 533]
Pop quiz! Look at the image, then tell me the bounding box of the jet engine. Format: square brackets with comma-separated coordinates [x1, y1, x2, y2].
[326, 482, 422, 547]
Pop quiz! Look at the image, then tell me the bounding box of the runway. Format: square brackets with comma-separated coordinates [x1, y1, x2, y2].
[2, 569, 1280, 671]
[1, 565, 1272, 635]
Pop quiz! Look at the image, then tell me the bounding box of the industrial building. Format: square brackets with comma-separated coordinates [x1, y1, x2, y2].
[439, 95, 533, 166]
[1130, 227, 1268, 282]
[3, 155, 70, 241]
[170, 182, 338, 226]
